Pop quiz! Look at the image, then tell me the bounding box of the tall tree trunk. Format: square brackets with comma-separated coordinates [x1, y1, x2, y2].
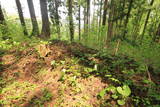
[141, 0, 154, 43]
[84, 6, 86, 34]
[15, 0, 28, 35]
[106, 0, 114, 46]
[55, 0, 61, 39]
[86, 0, 90, 33]
[68, 0, 74, 42]
[48, 0, 55, 25]
[102, 0, 108, 26]
[132, 8, 143, 42]
[0, 4, 5, 24]
[156, 24, 160, 37]
[27, 0, 39, 36]
[91, 0, 96, 29]
[84, 6, 86, 33]
[40, 0, 50, 38]
[0, 4, 8, 36]
[99, 0, 103, 28]
[123, 0, 133, 38]
[119, 0, 126, 27]
[96, 3, 99, 34]
[78, 4, 81, 41]
[153, 23, 160, 42]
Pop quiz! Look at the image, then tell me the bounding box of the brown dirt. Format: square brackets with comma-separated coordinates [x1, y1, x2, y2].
[1, 40, 159, 107]
[0, 41, 107, 107]
[55, 76, 107, 107]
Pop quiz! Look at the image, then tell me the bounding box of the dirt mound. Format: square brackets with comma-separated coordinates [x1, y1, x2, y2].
[1, 40, 159, 107]
[0, 41, 108, 107]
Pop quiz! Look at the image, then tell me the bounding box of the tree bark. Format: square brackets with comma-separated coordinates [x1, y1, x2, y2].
[40, 0, 50, 38]
[83, 6, 86, 34]
[99, 0, 103, 28]
[119, 0, 126, 27]
[123, 0, 133, 38]
[141, 0, 154, 43]
[132, 8, 143, 42]
[0, 4, 5, 24]
[86, 0, 90, 33]
[106, 0, 114, 46]
[153, 23, 160, 42]
[27, 0, 39, 36]
[78, 4, 81, 41]
[68, 0, 74, 42]
[15, 0, 28, 35]
[48, 0, 55, 25]
[55, 0, 60, 39]
[91, 0, 96, 28]
[102, 0, 108, 26]
[156, 24, 160, 37]
[0, 4, 8, 36]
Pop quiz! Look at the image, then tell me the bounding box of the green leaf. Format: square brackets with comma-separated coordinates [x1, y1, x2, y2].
[117, 85, 131, 97]
[117, 99, 125, 105]
[111, 94, 118, 99]
[109, 78, 120, 83]
[98, 87, 110, 99]
[106, 86, 116, 93]
[105, 74, 112, 77]
[60, 61, 65, 65]
[123, 85, 131, 96]
[51, 60, 56, 66]
[99, 89, 106, 98]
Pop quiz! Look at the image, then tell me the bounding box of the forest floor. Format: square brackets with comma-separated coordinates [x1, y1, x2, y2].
[0, 40, 160, 107]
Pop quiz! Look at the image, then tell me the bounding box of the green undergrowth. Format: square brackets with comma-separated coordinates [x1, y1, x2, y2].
[28, 88, 53, 107]
[0, 81, 37, 106]
[71, 48, 160, 106]
[0, 37, 159, 106]
[52, 58, 96, 107]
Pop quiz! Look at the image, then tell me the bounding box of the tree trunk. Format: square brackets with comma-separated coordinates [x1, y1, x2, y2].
[55, 0, 61, 39]
[78, 4, 81, 41]
[156, 24, 160, 37]
[0, 4, 5, 24]
[106, 0, 114, 46]
[91, 0, 96, 29]
[83, 6, 86, 34]
[68, 0, 74, 42]
[48, 0, 55, 25]
[99, 0, 103, 28]
[86, 0, 90, 33]
[132, 8, 143, 42]
[0, 4, 8, 36]
[102, 0, 108, 26]
[141, 0, 154, 43]
[123, 0, 133, 38]
[153, 23, 160, 42]
[15, 0, 28, 35]
[40, 0, 50, 38]
[119, 0, 126, 27]
[27, 0, 39, 36]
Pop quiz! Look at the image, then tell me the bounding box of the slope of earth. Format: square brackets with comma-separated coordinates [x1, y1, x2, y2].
[0, 40, 107, 107]
[0, 40, 159, 107]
